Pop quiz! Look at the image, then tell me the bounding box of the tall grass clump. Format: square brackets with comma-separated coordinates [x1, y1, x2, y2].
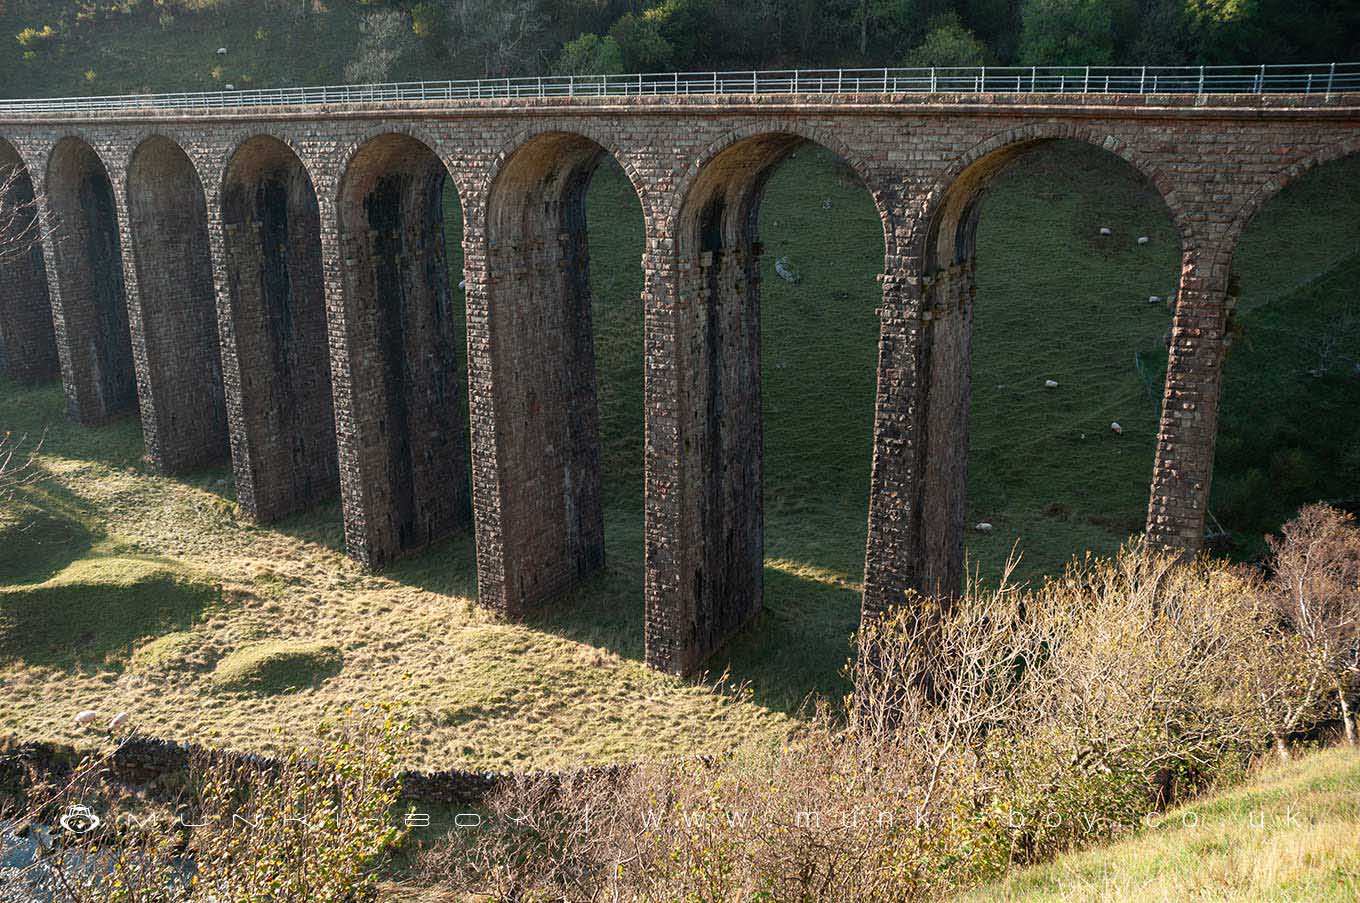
[419, 506, 1360, 902]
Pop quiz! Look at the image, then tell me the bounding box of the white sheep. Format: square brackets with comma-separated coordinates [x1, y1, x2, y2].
[110, 712, 130, 731]
[975, 522, 994, 532]
[1137, 236, 1150, 245]
[1099, 227, 1112, 236]
[73, 710, 97, 727]
[1110, 421, 1123, 435]
[1044, 379, 1059, 389]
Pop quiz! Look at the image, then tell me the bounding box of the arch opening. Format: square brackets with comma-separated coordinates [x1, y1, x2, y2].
[221, 135, 337, 523]
[0, 139, 57, 383]
[667, 134, 887, 677]
[1211, 152, 1360, 559]
[482, 132, 643, 614]
[922, 139, 1182, 589]
[335, 133, 469, 566]
[126, 136, 228, 473]
[45, 136, 136, 424]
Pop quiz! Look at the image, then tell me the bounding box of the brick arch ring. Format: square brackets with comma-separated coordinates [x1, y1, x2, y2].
[669, 120, 896, 258]
[908, 122, 1187, 265]
[1216, 135, 1360, 275]
[0, 134, 42, 184]
[124, 130, 217, 198]
[215, 130, 323, 203]
[44, 131, 123, 191]
[331, 121, 467, 209]
[479, 122, 654, 221]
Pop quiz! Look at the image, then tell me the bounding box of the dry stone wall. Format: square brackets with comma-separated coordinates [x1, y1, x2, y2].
[0, 91, 1356, 673]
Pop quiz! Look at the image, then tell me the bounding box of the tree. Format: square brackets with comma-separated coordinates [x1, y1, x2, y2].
[608, 12, 674, 71]
[446, 0, 548, 77]
[1017, 0, 1120, 65]
[1267, 504, 1360, 747]
[555, 33, 626, 75]
[902, 13, 990, 67]
[343, 9, 416, 84]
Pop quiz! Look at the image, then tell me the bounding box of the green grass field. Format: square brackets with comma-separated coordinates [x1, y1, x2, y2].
[960, 746, 1360, 902]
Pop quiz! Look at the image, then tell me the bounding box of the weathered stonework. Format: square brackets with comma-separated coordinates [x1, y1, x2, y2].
[0, 139, 57, 383]
[0, 91, 1356, 674]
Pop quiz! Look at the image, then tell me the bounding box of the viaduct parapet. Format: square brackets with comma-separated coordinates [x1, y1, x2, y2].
[1, 88, 1357, 674]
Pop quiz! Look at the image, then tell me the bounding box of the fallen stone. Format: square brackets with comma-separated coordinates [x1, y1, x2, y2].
[775, 257, 800, 284]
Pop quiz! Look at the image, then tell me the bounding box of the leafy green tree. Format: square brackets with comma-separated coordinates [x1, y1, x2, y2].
[1017, 0, 1120, 65]
[903, 13, 991, 66]
[555, 32, 626, 74]
[608, 11, 674, 71]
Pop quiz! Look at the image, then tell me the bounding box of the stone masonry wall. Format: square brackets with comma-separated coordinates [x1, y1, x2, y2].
[0, 91, 1355, 675]
[0, 140, 57, 383]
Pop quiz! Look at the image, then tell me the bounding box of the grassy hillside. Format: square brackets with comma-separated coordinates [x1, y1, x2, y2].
[959, 747, 1360, 902]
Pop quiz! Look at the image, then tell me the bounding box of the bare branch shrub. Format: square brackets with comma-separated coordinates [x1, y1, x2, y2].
[0, 160, 52, 267]
[420, 534, 1341, 902]
[1266, 504, 1360, 748]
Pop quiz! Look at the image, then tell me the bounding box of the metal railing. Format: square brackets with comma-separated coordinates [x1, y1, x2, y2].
[0, 63, 1357, 115]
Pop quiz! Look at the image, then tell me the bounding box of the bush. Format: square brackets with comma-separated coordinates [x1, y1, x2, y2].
[420, 516, 1356, 901]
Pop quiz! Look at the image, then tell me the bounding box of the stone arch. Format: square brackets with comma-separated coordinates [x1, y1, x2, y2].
[331, 131, 470, 566]
[653, 127, 891, 669]
[915, 126, 1184, 596]
[45, 135, 137, 424]
[671, 121, 894, 259]
[913, 124, 1184, 270]
[0, 137, 57, 383]
[219, 133, 337, 523]
[334, 122, 469, 210]
[483, 123, 653, 222]
[469, 128, 651, 615]
[125, 134, 228, 472]
[1219, 137, 1360, 273]
[1205, 139, 1360, 549]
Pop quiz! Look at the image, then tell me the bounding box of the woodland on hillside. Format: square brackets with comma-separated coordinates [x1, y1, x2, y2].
[2, 0, 1359, 93]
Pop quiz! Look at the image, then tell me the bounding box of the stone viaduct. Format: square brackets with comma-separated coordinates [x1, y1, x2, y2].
[0, 89, 1356, 675]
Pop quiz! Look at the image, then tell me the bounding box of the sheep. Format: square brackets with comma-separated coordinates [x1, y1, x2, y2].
[73, 710, 97, 727]
[1110, 421, 1123, 435]
[110, 712, 130, 731]
[975, 522, 994, 532]
[1099, 227, 1112, 236]
[1137, 236, 1150, 245]
[1044, 379, 1059, 389]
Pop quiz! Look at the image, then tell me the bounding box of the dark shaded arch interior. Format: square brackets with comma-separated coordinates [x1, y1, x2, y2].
[221, 136, 337, 522]
[0, 139, 57, 383]
[46, 137, 136, 423]
[336, 133, 469, 565]
[483, 131, 615, 613]
[126, 136, 228, 472]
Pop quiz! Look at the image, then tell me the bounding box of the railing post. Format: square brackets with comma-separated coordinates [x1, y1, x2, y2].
[1307, 72, 1314, 93]
[1139, 65, 1146, 94]
[1327, 62, 1336, 93]
[838, 68, 843, 92]
[1257, 63, 1265, 93]
[980, 64, 986, 92]
[1032, 65, 1037, 92]
[1197, 65, 1205, 94]
[674, 71, 679, 94]
[930, 67, 937, 93]
[883, 66, 889, 91]
[1083, 66, 1090, 93]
